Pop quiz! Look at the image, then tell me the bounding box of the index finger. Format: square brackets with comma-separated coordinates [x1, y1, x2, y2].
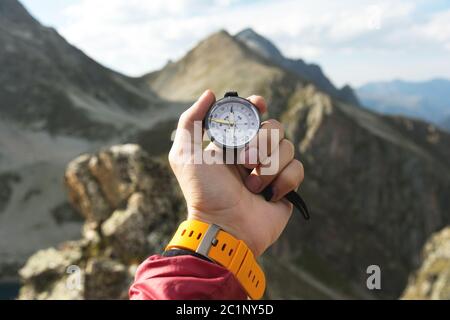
[247, 95, 267, 114]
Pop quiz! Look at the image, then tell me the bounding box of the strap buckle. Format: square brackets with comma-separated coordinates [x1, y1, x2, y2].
[196, 224, 221, 257]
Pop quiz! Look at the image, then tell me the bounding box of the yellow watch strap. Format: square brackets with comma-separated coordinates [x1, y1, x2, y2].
[165, 219, 266, 300]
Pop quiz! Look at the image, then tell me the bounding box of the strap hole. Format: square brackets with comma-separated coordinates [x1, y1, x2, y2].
[252, 275, 255, 283]
[196, 233, 202, 240]
[248, 270, 252, 278]
[228, 249, 233, 256]
[256, 281, 259, 288]
[181, 229, 186, 236]
[189, 230, 194, 237]
[221, 244, 226, 251]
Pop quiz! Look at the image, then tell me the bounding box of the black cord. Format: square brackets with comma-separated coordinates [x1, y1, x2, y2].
[261, 187, 310, 220]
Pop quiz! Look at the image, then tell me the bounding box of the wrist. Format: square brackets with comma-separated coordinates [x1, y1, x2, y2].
[187, 210, 262, 257]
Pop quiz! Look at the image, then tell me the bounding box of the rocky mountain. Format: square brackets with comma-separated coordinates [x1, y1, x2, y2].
[142, 30, 450, 299]
[279, 86, 450, 299]
[143, 30, 285, 105]
[0, 0, 185, 281]
[357, 78, 450, 131]
[234, 28, 360, 106]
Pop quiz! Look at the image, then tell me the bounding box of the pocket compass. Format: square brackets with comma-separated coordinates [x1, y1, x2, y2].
[205, 92, 260, 149]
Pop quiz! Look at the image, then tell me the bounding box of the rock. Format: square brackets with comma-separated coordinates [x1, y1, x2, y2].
[65, 154, 112, 225]
[18, 241, 84, 300]
[19, 243, 83, 281]
[84, 258, 131, 300]
[101, 193, 151, 262]
[402, 227, 450, 299]
[102, 191, 180, 263]
[88, 145, 145, 209]
[19, 144, 184, 299]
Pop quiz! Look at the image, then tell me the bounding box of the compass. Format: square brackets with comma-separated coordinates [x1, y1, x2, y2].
[205, 92, 260, 149]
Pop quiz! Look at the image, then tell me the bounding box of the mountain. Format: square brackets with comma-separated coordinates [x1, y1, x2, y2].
[142, 30, 286, 106]
[0, 0, 185, 280]
[0, 0, 172, 138]
[142, 30, 450, 299]
[234, 28, 361, 106]
[143, 29, 360, 108]
[357, 79, 450, 131]
[440, 115, 450, 131]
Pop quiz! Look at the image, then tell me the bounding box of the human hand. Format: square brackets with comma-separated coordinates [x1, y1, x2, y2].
[168, 90, 304, 257]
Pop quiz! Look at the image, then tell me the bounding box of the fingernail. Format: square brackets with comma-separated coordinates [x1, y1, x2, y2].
[200, 89, 211, 100]
[269, 187, 278, 202]
[246, 175, 262, 193]
[261, 186, 274, 201]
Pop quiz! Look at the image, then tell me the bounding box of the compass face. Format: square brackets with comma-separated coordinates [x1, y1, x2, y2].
[206, 96, 260, 149]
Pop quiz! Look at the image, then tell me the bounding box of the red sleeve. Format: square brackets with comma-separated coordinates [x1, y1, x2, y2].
[129, 255, 247, 300]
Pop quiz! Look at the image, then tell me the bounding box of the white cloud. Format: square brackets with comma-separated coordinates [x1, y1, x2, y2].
[54, 0, 450, 85]
[415, 9, 450, 49]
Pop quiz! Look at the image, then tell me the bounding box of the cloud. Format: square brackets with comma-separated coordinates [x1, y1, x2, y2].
[56, 0, 450, 85]
[415, 9, 450, 48]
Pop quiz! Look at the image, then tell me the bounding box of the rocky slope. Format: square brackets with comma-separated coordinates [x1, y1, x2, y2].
[402, 227, 450, 299]
[0, 0, 185, 280]
[279, 84, 450, 298]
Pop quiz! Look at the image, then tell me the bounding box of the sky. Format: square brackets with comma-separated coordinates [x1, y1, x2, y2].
[21, 0, 450, 87]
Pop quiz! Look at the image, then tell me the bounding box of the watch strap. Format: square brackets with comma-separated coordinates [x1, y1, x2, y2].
[162, 248, 213, 263]
[166, 219, 266, 300]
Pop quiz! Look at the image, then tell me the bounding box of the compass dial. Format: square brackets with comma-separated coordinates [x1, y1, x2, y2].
[206, 96, 260, 149]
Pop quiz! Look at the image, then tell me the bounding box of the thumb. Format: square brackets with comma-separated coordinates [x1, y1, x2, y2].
[178, 90, 215, 131]
[171, 90, 215, 158]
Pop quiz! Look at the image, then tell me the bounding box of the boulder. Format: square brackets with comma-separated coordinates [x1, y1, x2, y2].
[65, 154, 111, 225]
[19, 144, 184, 299]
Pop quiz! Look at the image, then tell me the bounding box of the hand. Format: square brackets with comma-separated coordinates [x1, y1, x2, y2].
[168, 90, 304, 257]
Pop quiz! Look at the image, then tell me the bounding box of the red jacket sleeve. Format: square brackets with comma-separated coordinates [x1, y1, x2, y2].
[129, 255, 247, 300]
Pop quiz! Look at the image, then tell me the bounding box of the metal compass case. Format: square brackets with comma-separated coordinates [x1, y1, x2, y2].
[204, 92, 310, 220]
[205, 92, 261, 149]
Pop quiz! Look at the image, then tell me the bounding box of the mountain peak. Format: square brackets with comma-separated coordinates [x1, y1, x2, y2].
[0, 0, 38, 26]
[200, 29, 233, 43]
[235, 28, 360, 106]
[235, 28, 284, 62]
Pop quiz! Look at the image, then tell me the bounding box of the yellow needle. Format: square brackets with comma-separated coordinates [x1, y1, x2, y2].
[210, 118, 234, 125]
